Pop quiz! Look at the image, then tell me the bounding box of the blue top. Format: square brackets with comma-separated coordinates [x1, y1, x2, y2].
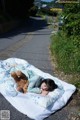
[5, 64, 43, 96]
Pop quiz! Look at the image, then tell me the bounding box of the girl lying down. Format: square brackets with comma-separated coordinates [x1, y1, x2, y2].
[5, 70, 58, 97]
[28, 78, 58, 96]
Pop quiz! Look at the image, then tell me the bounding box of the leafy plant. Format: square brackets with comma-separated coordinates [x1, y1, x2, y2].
[62, 3, 80, 36]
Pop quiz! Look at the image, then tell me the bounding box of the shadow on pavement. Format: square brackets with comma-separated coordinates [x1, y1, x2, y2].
[0, 16, 49, 38]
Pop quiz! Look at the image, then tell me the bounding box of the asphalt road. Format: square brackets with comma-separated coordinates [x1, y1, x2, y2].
[0, 17, 74, 120]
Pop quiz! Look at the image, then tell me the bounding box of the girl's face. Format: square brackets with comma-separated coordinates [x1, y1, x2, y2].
[40, 82, 48, 91]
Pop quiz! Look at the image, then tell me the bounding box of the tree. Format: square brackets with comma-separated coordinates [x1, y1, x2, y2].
[62, 3, 80, 36]
[0, 0, 34, 19]
[0, 0, 6, 14]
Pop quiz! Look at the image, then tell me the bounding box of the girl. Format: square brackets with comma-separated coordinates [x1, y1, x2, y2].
[28, 78, 58, 96]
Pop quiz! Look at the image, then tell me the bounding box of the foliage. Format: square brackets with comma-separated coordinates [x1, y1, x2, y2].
[29, 6, 38, 16]
[50, 3, 80, 89]
[50, 32, 80, 74]
[62, 3, 80, 36]
[0, 0, 34, 19]
[41, 7, 58, 16]
[50, 8, 62, 12]
[40, 0, 63, 16]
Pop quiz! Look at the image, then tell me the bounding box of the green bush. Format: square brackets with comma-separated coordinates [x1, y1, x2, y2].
[62, 3, 80, 36]
[29, 6, 38, 16]
[50, 32, 80, 73]
[50, 3, 80, 88]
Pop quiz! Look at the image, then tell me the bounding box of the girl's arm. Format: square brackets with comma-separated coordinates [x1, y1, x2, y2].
[27, 72, 42, 94]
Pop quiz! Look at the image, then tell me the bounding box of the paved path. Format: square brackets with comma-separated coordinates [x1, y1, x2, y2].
[0, 17, 54, 75]
[0, 17, 77, 120]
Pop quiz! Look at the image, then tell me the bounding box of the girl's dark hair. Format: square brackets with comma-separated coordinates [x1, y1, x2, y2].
[40, 78, 58, 91]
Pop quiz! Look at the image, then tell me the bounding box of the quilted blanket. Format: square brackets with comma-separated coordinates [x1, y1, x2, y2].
[0, 58, 76, 120]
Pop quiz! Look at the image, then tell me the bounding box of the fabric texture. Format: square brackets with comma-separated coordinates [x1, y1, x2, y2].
[0, 58, 76, 120]
[0, 59, 42, 96]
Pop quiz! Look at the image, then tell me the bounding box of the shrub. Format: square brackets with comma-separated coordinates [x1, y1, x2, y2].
[62, 3, 80, 36]
[50, 32, 80, 74]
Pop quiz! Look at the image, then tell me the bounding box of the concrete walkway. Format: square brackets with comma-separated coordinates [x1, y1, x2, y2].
[11, 29, 54, 75]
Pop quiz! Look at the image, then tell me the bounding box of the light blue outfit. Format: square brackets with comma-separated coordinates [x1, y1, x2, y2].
[27, 75, 42, 94]
[5, 64, 42, 97]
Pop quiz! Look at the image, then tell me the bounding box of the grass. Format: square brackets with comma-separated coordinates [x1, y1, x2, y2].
[50, 31, 80, 88]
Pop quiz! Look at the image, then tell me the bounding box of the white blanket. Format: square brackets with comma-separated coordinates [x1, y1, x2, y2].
[0, 58, 76, 120]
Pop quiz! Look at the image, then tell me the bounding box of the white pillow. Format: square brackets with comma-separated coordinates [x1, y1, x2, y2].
[37, 95, 53, 108]
[28, 86, 64, 108]
[39, 88, 64, 108]
[38, 79, 65, 108]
